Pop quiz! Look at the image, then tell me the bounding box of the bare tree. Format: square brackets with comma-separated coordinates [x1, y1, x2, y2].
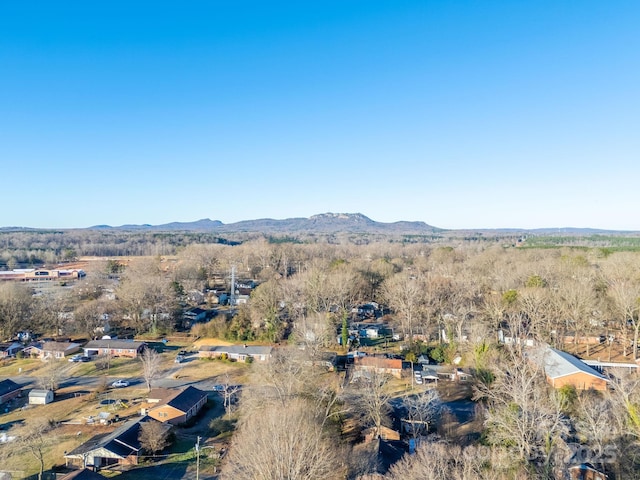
[74, 299, 112, 338]
[140, 348, 162, 391]
[573, 392, 618, 474]
[116, 258, 176, 334]
[474, 348, 568, 473]
[402, 389, 441, 440]
[222, 398, 341, 480]
[249, 279, 285, 341]
[382, 272, 425, 346]
[351, 370, 392, 438]
[385, 441, 516, 480]
[9, 417, 54, 480]
[247, 347, 311, 407]
[608, 279, 640, 359]
[0, 283, 34, 340]
[139, 420, 170, 458]
[36, 359, 68, 392]
[219, 373, 240, 419]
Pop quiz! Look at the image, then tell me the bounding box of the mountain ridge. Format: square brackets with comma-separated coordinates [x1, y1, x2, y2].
[2, 213, 638, 235]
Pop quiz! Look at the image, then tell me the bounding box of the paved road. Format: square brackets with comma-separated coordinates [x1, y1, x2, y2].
[9, 358, 221, 393]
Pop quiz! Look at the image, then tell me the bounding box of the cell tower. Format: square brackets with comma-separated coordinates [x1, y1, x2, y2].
[230, 265, 236, 306]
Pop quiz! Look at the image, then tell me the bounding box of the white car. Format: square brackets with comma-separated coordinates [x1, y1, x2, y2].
[111, 380, 130, 388]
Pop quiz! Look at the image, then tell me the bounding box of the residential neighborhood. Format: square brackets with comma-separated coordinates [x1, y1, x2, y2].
[1, 236, 640, 480]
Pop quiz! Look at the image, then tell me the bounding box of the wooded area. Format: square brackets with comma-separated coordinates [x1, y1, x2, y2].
[2, 230, 640, 478]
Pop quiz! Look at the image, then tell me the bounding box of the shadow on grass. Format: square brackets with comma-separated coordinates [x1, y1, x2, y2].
[113, 460, 191, 480]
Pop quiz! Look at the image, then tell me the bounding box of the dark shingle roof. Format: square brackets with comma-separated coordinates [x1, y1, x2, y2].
[60, 468, 106, 480]
[65, 417, 159, 458]
[165, 386, 208, 413]
[0, 379, 20, 396]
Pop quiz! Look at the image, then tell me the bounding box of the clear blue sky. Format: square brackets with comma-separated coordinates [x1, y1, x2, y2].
[1, 1, 639, 230]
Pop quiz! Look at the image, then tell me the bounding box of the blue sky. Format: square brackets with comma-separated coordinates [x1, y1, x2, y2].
[1, 1, 639, 230]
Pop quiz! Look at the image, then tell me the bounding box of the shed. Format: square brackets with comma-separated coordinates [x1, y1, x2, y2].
[29, 389, 54, 405]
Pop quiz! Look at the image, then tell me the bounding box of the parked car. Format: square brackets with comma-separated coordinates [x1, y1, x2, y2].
[68, 354, 83, 362]
[175, 355, 184, 363]
[78, 356, 91, 362]
[111, 380, 130, 388]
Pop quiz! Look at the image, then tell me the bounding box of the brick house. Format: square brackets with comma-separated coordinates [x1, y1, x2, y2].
[25, 341, 81, 360]
[143, 386, 208, 425]
[198, 345, 273, 363]
[353, 356, 403, 378]
[83, 340, 146, 359]
[537, 347, 609, 391]
[64, 416, 166, 469]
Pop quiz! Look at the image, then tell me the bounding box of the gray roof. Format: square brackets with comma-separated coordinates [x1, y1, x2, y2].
[42, 341, 80, 352]
[540, 347, 608, 381]
[29, 389, 52, 397]
[199, 345, 273, 356]
[84, 340, 146, 350]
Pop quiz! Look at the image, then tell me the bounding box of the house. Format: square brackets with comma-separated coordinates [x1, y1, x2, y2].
[183, 307, 207, 323]
[535, 347, 609, 391]
[206, 290, 228, 305]
[83, 340, 146, 359]
[143, 386, 208, 425]
[24, 341, 81, 360]
[199, 345, 273, 363]
[29, 389, 54, 405]
[353, 356, 403, 379]
[233, 294, 250, 305]
[0, 342, 24, 359]
[568, 463, 608, 480]
[0, 379, 21, 404]
[64, 416, 166, 469]
[182, 307, 208, 328]
[59, 468, 106, 480]
[37, 341, 81, 360]
[360, 326, 381, 339]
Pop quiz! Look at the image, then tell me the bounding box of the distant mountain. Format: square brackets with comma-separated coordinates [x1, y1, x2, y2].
[90, 218, 224, 232]
[8, 215, 637, 236]
[86, 213, 441, 235]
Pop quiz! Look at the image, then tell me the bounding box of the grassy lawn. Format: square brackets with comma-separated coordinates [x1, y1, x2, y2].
[0, 357, 48, 377]
[173, 357, 251, 383]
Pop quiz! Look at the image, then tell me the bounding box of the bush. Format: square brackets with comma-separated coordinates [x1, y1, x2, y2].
[209, 418, 236, 437]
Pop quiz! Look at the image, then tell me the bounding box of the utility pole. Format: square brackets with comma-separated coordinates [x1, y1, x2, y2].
[230, 265, 236, 307]
[195, 436, 201, 480]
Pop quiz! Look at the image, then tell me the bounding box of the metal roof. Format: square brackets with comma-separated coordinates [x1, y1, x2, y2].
[540, 347, 608, 381]
[198, 345, 273, 356]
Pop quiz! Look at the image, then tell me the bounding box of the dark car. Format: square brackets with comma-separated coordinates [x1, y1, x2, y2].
[78, 356, 91, 362]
